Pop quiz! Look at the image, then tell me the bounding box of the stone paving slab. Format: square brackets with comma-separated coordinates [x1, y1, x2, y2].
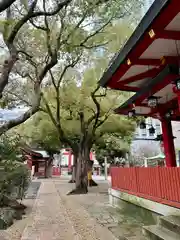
[21, 181, 80, 240]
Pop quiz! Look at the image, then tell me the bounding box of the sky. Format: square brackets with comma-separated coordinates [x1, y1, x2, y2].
[0, 107, 28, 120]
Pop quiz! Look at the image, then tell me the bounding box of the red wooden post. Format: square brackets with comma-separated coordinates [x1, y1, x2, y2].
[172, 86, 180, 112]
[161, 118, 176, 167]
[177, 94, 180, 112]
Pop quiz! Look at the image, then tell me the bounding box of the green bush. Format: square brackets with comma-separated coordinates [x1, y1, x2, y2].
[0, 160, 30, 205]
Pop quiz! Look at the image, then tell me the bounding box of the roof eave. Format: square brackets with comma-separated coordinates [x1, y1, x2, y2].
[98, 0, 170, 88]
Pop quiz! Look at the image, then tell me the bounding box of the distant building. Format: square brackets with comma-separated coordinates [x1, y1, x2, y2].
[134, 117, 161, 140]
[130, 118, 162, 165]
[131, 118, 180, 166]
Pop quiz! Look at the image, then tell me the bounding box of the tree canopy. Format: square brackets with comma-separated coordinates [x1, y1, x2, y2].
[0, 0, 144, 193]
[18, 64, 136, 155]
[0, 0, 143, 135]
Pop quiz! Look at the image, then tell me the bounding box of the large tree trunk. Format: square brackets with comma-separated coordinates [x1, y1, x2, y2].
[67, 147, 89, 195]
[45, 159, 53, 178]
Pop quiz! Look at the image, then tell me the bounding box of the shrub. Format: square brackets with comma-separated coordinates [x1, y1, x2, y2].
[0, 160, 30, 205]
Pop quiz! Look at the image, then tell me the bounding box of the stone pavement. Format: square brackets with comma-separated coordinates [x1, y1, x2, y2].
[55, 179, 157, 240]
[20, 179, 117, 240]
[0, 178, 157, 240]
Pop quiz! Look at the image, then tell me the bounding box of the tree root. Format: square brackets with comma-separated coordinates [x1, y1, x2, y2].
[89, 179, 98, 187]
[68, 179, 76, 183]
[67, 187, 88, 195]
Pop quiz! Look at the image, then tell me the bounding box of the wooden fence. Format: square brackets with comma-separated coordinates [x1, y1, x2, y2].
[111, 167, 180, 208]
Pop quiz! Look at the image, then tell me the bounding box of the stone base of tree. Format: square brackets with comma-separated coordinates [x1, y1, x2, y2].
[0, 206, 25, 230]
[0, 195, 27, 229]
[67, 185, 88, 195]
[1, 195, 26, 210]
[68, 179, 98, 186]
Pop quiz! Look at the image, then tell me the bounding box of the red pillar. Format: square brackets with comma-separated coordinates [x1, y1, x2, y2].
[161, 118, 176, 167]
[177, 95, 180, 112]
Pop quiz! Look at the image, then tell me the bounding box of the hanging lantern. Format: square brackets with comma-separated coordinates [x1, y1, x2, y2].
[128, 109, 135, 118]
[149, 126, 155, 135]
[147, 96, 158, 108]
[139, 120, 146, 129]
[175, 78, 180, 90]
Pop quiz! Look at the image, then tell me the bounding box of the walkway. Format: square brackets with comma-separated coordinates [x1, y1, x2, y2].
[20, 179, 117, 240]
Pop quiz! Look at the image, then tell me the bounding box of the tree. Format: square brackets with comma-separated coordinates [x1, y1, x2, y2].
[17, 113, 61, 154]
[13, 0, 142, 193]
[0, 0, 79, 135]
[39, 64, 135, 193]
[18, 76, 135, 192]
[0, 0, 143, 134]
[38, 0, 143, 192]
[130, 140, 161, 166]
[94, 132, 132, 167]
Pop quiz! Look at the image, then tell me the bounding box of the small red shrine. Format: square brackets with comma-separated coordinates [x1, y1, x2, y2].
[99, 0, 180, 211]
[22, 146, 53, 178]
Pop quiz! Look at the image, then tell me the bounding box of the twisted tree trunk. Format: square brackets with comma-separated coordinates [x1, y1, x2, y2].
[68, 146, 89, 194]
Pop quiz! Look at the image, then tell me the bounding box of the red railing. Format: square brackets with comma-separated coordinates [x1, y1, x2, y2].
[111, 167, 180, 208]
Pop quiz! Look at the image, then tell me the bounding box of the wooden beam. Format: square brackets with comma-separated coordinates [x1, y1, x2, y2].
[158, 30, 180, 40]
[119, 68, 160, 85]
[133, 59, 161, 66]
[133, 56, 179, 66]
[108, 82, 139, 92]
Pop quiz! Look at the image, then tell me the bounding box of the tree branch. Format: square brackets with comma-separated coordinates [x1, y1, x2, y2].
[8, 0, 72, 43]
[6, 90, 30, 107]
[86, 86, 108, 138]
[0, 0, 16, 13]
[0, 83, 41, 135]
[76, 16, 114, 49]
[42, 94, 57, 127]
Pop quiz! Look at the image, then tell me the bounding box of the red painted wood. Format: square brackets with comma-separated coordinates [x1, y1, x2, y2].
[161, 119, 176, 167]
[108, 0, 180, 90]
[158, 30, 180, 40]
[120, 68, 159, 85]
[135, 73, 179, 106]
[111, 167, 180, 208]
